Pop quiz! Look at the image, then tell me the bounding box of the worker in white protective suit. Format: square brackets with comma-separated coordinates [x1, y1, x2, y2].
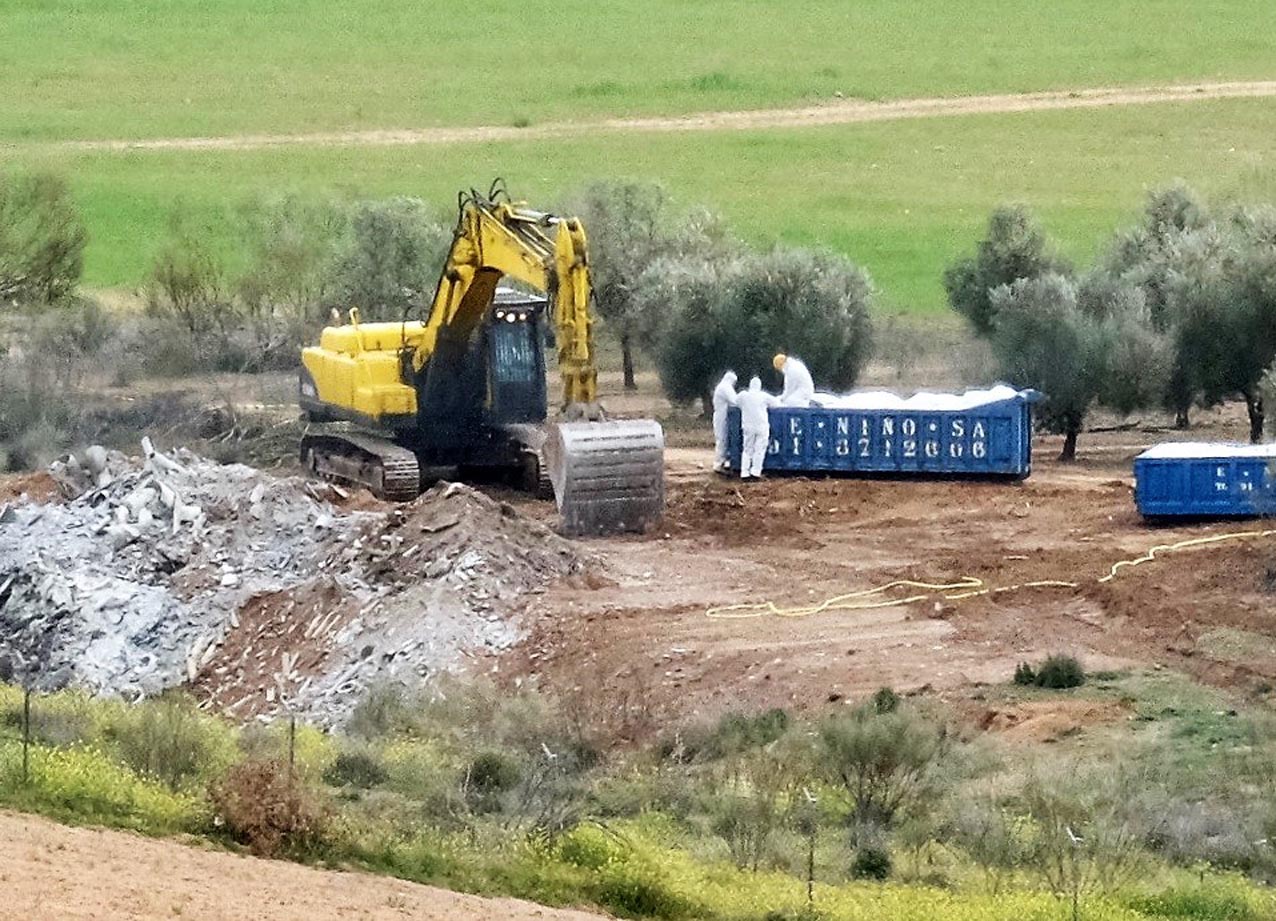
[711, 370, 739, 472]
[736, 376, 778, 480]
[773, 353, 815, 407]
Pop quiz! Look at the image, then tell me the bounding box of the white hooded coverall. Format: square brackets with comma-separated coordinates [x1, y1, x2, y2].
[779, 356, 815, 407]
[711, 371, 739, 470]
[736, 377, 777, 478]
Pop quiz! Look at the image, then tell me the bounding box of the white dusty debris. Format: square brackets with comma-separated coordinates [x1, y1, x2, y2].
[0, 443, 588, 725]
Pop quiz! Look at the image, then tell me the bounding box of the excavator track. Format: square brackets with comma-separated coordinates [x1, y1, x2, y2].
[522, 444, 554, 500]
[300, 432, 420, 502]
[545, 420, 665, 537]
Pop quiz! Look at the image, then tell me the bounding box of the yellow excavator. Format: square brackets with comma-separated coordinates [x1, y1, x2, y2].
[298, 182, 664, 536]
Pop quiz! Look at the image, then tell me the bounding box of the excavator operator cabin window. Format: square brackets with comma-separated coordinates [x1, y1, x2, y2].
[491, 319, 537, 384]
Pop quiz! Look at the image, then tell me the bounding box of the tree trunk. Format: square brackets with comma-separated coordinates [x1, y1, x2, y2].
[1175, 407, 1190, 430]
[1059, 427, 1079, 462]
[702, 388, 713, 420]
[621, 332, 637, 391]
[1245, 391, 1264, 444]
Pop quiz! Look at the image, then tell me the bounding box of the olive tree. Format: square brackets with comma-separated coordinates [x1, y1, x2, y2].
[986, 274, 1109, 461]
[236, 194, 348, 324]
[1159, 209, 1276, 442]
[944, 204, 1069, 335]
[981, 264, 1175, 461]
[1096, 183, 1213, 426]
[0, 172, 87, 307]
[649, 246, 874, 412]
[328, 197, 451, 321]
[568, 181, 731, 390]
[1101, 181, 1210, 331]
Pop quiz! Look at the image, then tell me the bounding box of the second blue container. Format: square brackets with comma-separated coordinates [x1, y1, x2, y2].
[1134, 443, 1276, 518]
[727, 385, 1040, 478]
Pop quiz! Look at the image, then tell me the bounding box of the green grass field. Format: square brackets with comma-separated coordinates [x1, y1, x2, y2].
[3, 0, 1275, 143]
[3, 0, 1275, 311]
[14, 97, 1276, 311]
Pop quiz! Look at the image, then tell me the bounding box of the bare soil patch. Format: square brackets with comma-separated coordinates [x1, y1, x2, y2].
[0, 811, 606, 921]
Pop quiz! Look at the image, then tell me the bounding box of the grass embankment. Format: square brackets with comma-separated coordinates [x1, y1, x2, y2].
[4, 0, 1275, 143]
[2, 675, 1276, 921]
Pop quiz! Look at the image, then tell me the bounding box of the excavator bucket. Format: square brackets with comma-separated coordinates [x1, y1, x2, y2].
[545, 420, 665, 537]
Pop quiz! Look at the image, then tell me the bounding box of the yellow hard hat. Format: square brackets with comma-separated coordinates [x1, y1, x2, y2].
[772, 353, 787, 371]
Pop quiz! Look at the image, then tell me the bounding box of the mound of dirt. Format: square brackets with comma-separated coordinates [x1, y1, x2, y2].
[976, 699, 1129, 744]
[0, 445, 591, 724]
[196, 483, 590, 721]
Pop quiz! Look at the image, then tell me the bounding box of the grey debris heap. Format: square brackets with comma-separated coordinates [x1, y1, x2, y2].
[0, 442, 587, 724]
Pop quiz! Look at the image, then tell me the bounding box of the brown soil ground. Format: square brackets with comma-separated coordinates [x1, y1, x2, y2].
[0, 811, 605, 921]
[498, 402, 1276, 728]
[0, 470, 62, 504]
[43, 81, 1276, 153]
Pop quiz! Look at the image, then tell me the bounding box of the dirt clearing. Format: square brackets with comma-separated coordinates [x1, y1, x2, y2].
[0, 811, 606, 921]
[507, 407, 1276, 724]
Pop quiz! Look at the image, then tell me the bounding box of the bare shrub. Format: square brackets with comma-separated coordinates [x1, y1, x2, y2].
[0, 347, 81, 470]
[1021, 768, 1147, 921]
[146, 213, 237, 347]
[210, 759, 330, 857]
[818, 701, 949, 833]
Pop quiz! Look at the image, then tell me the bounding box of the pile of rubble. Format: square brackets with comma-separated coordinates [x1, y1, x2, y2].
[0, 442, 589, 724]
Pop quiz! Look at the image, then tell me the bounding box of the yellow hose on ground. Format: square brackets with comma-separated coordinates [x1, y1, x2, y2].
[705, 528, 1276, 620]
[1098, 529, 1276, 583]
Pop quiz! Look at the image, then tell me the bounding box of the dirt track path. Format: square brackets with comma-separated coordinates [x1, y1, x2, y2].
[37, 80, 1276, 153]
[0, 811, 606, 921]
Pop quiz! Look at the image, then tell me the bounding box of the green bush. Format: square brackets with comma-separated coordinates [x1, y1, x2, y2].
[592, 854, 698, 920]
[0, 171, 87, 307]
[1034, 654, 1086, 689]
[328, 197, 449, 321]
[347, 681, 417, 740]
[465, 750, 522, 813]
[872, 687, 901, 714]
[1013, 662, 1037, 686]
[323, 749, 388, 789]
[558, 822, 630, 870]
[818, 703, 948, 829]
[1124, 880, 1262, 920]
[851, 844, 893, 881]
[680, 708, 791, 761]
[108, 692, 238, 792]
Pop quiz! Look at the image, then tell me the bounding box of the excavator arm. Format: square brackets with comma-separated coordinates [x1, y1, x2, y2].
[414, 188, 598, 414]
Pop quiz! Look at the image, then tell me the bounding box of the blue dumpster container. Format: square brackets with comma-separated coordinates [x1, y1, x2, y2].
[727, 385, 1040, 478]
[1134, 443, 1276, 518]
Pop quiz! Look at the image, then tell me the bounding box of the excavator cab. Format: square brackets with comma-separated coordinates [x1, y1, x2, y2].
[485, 290, 548, 425]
